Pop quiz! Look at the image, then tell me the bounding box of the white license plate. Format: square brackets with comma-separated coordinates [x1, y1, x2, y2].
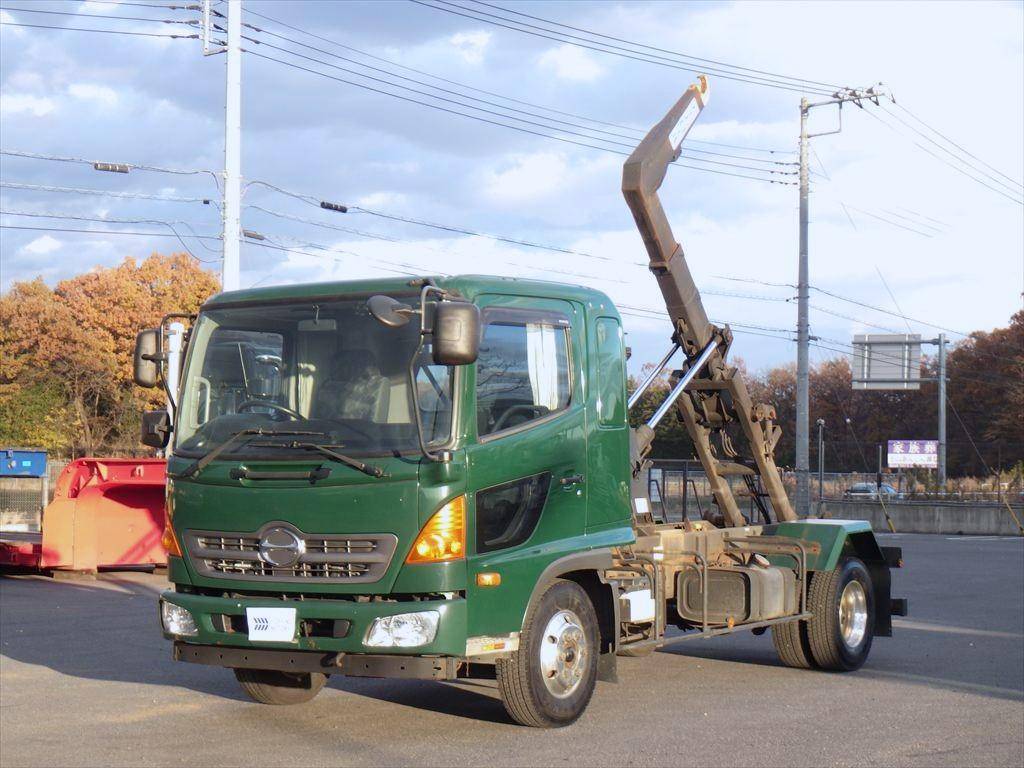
[246, 607, 297, 643]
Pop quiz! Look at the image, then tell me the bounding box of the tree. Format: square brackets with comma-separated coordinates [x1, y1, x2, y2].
[0, 253, 219, 455]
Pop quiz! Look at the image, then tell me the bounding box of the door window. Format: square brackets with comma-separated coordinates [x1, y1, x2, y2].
[476, 315, 571, 437]
[595, 317, 625, 427]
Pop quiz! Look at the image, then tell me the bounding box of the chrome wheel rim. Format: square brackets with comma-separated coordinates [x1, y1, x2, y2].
[839, 580, 868, 649]
[538, 609, 588, 698]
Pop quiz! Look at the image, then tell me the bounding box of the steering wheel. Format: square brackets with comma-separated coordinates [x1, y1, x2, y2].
[491, 404, 546, 433]
[237, 400, 303, 420]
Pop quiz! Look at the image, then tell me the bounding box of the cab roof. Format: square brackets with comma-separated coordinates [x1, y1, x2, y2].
[202, 274, 620, 317]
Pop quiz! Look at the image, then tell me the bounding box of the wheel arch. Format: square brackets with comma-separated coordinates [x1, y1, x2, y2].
[844, 531, 894, 637]
[523, 550, 619, 680]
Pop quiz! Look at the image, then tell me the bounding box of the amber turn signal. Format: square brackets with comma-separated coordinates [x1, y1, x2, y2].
[406, 495, 466, 564]
[161, 522, 182, 557]
[476, 572, 501, 587]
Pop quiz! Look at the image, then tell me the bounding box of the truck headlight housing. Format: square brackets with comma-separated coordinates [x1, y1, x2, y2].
[364, 610, 439, 648]
[406, 495, 465, 564]
[161, 600, 198, 637]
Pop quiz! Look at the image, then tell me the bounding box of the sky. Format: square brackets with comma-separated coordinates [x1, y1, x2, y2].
[1, 0, 1022, 375]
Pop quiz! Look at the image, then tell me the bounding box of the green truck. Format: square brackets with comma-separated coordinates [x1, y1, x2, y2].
[134, 77, 904, 727]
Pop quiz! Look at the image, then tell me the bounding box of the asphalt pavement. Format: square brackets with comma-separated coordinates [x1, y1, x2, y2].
[1, 534, 1022, 767]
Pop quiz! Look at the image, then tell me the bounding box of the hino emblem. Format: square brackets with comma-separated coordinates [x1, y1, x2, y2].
[258, 527, 305, 568]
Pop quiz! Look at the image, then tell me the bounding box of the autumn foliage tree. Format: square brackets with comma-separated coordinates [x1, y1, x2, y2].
[0, 253, 219, 456]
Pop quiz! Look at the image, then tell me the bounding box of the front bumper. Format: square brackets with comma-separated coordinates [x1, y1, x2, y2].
[160, 589, 467, 656]
[174, 642, 461, 679]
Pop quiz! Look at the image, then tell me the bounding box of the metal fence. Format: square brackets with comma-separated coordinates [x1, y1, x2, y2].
[646, 458, 1024, 523]
[0, 459, 69, 532]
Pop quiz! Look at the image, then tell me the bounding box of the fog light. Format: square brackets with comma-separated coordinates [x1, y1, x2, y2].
[161, 600, 198, 637]
[364, 610, 439, 648]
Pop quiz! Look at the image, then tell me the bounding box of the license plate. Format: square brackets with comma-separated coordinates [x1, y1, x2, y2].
[246, 607, 297, 643]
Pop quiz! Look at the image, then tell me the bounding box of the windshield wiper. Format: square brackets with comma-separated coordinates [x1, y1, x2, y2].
[172, 428, 328, 479]
[260, 441, 387, 479]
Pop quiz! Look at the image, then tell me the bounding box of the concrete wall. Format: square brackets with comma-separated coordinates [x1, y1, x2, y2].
[819, 500, 1024, 536]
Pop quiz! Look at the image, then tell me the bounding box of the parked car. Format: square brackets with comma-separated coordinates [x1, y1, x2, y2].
[844, 482, 902, 500]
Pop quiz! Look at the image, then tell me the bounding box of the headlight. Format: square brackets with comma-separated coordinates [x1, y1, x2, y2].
[364, 610, 439, 648]
[161, 600, 198, 637]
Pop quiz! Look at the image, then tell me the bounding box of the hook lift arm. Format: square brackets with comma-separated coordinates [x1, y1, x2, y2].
[622, 76, 797, 526]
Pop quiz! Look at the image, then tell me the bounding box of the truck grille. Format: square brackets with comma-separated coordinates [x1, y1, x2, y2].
[183, 525, 398, 584]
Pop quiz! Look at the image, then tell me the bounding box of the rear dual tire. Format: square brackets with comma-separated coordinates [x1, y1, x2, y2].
[772, 556, 874, 672]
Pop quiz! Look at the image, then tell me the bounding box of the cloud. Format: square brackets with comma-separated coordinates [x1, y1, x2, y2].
[21, 235, 62, 255]
[2, 93, 56, 117]
[537, 44, 605, 83]
[0, 9, 23, 34]
[356, 191, 409, 209]
[449, 31, 491, 64]
[482, 152, 571, 205]
[68, 83, 120, 107]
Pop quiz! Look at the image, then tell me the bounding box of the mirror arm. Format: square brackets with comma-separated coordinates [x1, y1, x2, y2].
[410, 284, 449, 463]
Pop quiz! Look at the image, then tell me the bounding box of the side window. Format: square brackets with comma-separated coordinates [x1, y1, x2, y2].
[476, 473, 551, 553]
[595, 317, 625, 427]
[476, 317, 571, 437]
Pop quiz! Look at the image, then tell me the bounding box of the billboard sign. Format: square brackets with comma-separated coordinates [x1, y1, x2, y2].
[852, 334, 922, 390]
[887, 439, 938, 468]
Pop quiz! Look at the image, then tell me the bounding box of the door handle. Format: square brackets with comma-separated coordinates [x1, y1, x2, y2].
[559, 473, 584, 488]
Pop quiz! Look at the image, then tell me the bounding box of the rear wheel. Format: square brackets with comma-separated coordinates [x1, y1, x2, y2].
[496, 580, 599, 727]
[806, 557, 875, 671]
[234, 668, 326, 705]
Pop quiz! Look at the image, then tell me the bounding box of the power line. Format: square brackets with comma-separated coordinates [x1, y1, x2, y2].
[841, 205, 933, 238]
[467, 0, 845, 92]
[1, 180, 216, 205]
[0, 19, 198, 39]
[879, 102, 1023, 196]
[244, 203, 632, 284]
[0, 149, 218, 179]
[1, 209, 221, 261]
[0, 5, 194, 25]
[0, 223, 221, 264]
[411, 1, 836, 96]
[242, 38, 794, 180]
[243, 8, 796, 162]
[810, 285, 969, 338]
[860, 108, 1023, 206]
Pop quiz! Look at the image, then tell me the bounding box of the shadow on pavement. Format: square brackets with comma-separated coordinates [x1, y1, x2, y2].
[655, 624, 1024, 703]
[0, 572, 247, 701]
[328, 677, 513, 725]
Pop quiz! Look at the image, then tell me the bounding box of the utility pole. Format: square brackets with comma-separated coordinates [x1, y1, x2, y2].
[937, 332, 947, 487]
[795, 85, 885, 515]
[221, 0, 242, 291]
[796, 99, 811, 516]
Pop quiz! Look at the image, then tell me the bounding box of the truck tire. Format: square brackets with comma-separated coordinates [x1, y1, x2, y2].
[771, 618, 816, 669]
[806, 557, 875, 671]
[496, 579, 599, 728]
[234, 668, 326, 705]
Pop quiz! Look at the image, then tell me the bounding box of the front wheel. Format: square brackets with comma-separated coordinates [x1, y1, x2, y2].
[806, 556, 875, 671]
[234, 668, 326, 705]
[496, 580, 599, 727]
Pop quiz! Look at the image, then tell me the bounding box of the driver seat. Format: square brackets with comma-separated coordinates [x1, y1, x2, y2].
[312, 350, 390, 422]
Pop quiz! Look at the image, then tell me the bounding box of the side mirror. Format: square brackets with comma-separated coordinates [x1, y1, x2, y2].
[433, 302, 480, 365]
[367, 295, 414, 327]
[133, 329, 162, 388]
[140, 409, 171, 449]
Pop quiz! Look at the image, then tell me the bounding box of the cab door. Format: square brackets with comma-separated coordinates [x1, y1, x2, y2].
[463, 295, 588, 637]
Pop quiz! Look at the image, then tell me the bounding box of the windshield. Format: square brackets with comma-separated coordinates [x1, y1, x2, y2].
[174, 296, 454, 458]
